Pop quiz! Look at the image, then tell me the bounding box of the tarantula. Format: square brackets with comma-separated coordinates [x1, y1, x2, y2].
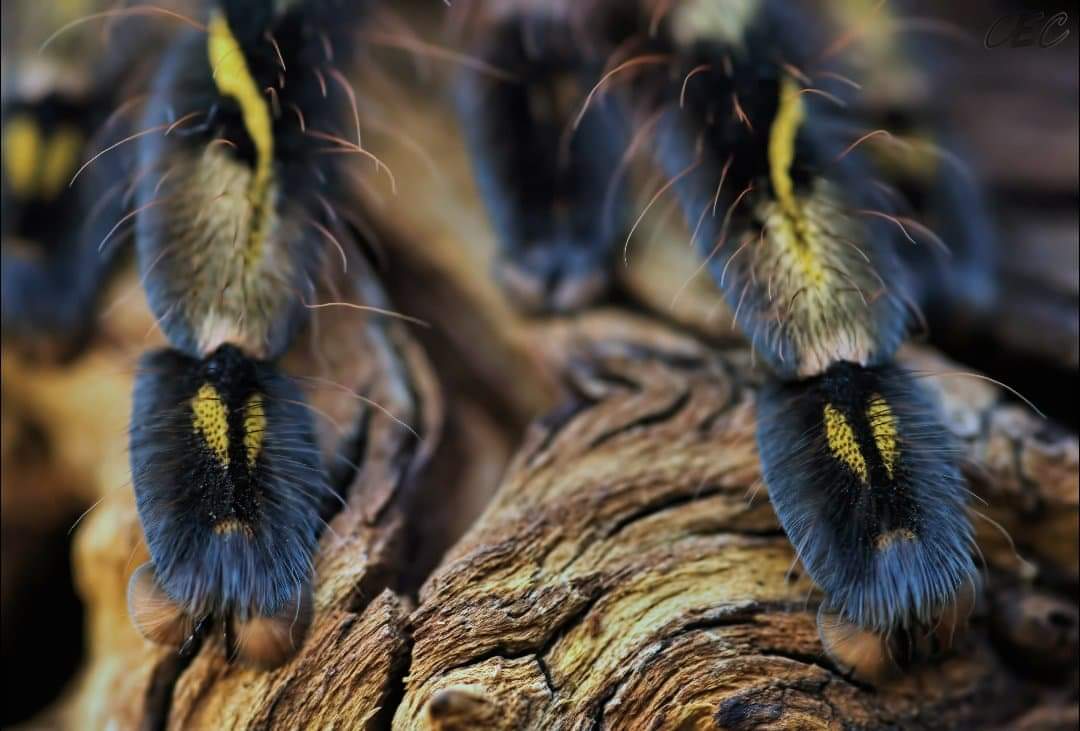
[2, 0, 1002, 682]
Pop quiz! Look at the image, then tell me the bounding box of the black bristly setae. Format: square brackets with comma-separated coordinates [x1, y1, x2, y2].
[756, 360, 977, 675]
[129, 346, 321, 655]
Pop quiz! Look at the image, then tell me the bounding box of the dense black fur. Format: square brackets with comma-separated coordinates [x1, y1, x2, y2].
[215, 0, 368, 179]
[130, 345, 323, 620]
[457, 10, 630, 312]
[756, 362, 976, 632]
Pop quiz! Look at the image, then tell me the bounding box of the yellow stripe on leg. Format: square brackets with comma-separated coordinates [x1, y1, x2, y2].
[824, 403, 867, 483]
[207, 10, 274, 264]
[243, 392, 266, 468]
[3, 115, 42, 197]
[768, 76, 804, 216]
[40, 126, 84, 200]
[192, 383, 230, 466]
[866, 394, 899, 479]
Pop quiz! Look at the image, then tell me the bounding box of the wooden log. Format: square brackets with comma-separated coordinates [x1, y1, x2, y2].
[23, 303, 1076, 730]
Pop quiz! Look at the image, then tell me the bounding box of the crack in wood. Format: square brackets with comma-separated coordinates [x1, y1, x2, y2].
[587, 390, 692, 449]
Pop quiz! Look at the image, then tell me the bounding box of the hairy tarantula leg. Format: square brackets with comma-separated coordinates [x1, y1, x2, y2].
[124, 1, 375, 666]
[1, 11, 175, 361]
[135, 0, 370, 360]
[638, 0, 909, 379]
[1, 82, 136, 361]
[818, 0, 999, 331]
[870, 124, 999, 325]
[607, 1, 981, 680]
[129, 345, 324, 668]
[756, 362, 978, 681]
[456, 8, 630, 314]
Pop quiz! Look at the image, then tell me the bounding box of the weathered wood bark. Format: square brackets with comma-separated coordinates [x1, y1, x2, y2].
[9, 297, 1074, 729]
